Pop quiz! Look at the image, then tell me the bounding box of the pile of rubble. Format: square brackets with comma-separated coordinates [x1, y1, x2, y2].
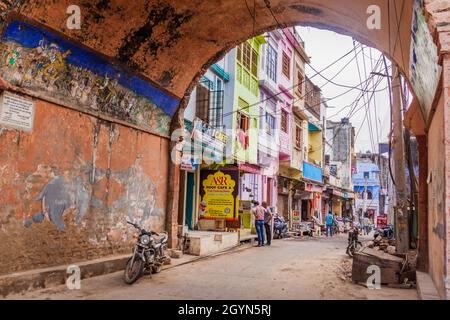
[351, 233, 417, 287]
[336, 259, 353, 282]
[366, 234, 397, 255]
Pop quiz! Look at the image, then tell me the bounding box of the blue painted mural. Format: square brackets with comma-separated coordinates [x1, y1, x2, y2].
[0, 19, 179, 136]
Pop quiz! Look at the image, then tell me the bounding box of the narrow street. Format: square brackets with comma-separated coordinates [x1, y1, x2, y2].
[7, 236, 417, 300]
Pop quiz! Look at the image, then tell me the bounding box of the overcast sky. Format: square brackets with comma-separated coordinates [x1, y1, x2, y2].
[296, 26, 392, 154]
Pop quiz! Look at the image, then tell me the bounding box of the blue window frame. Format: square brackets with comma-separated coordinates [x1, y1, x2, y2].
[266, 44, 277, 82]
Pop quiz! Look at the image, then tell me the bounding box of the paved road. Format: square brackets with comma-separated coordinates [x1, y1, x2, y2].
[7, 235, 418, 300]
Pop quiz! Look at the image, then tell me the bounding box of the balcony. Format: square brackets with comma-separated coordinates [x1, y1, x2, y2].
[302, 161, 323, 183]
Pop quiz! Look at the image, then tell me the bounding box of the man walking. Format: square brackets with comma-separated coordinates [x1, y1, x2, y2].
[262, 202, 272, 246]
[252, 201, 265, 246]
[326, 210, 334, 238]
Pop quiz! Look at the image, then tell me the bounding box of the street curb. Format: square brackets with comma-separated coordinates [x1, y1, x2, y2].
[0, 243, 254, 298]
[0, 254, 129, 298]
[416, 271, 442, 300]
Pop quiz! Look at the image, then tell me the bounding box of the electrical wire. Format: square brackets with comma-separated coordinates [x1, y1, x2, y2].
[383, 55, 397, 188]
[221, 43, 363, 118]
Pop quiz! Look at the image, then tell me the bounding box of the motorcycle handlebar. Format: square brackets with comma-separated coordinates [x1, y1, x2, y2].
[127, 221, 158, 235]
[127, 221, 141, 230]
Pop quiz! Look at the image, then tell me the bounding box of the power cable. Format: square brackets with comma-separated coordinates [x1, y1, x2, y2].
[222, 43, 363, 118]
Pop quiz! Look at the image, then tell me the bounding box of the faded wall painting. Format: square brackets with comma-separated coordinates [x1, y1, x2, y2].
[0, 19, 178, 136]
[23, 159, 162, 232]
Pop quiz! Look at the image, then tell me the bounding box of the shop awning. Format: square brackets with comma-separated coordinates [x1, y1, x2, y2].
[308, 122, 321, 132]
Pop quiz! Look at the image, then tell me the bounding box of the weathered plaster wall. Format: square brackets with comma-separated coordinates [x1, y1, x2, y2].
[0, 96, 169, 274]
[10, 0, 414, 101]
[443, 53, 450, 299]
[427, 93, 446, 297]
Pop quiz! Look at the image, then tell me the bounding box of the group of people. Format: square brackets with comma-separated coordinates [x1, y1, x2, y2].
[252, 202, 373, 243]
[251, 201, 272, 247]
[325, 211, 373, 238]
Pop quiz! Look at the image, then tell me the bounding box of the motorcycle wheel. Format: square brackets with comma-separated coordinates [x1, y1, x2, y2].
[124, 257, 144, 284]
[152, 264, 162, 274]
[347, 242, 363, 257]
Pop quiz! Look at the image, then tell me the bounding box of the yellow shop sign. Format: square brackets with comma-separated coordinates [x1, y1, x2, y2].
[199, 170, 239, 221]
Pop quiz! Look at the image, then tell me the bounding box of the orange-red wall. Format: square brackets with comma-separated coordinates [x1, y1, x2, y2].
[0, 97, 169, 274]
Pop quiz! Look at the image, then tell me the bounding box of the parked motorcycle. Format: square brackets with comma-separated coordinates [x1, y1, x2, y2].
[375, 224, 394, 240]
[124, 221, 169, 284]
[346, 226, 363, 257]
[273, 214, 288, 239]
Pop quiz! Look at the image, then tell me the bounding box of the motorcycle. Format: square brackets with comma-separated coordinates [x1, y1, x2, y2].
[346, 226, 363, 257]
[124, 221, 169, 284]
[375, 224, 394, 240]
[273, 214, 288, 239]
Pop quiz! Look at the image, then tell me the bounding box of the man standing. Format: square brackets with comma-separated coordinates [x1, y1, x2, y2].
[262, 202, 272, 246]
[252, 201, 265, 246]
[326, 211, 334, 238]
[363, 215, 370, 235]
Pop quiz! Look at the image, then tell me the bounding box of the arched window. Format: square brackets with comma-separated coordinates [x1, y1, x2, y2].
[367, 191, 373, 200]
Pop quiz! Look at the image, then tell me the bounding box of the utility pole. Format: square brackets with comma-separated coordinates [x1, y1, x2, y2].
[390, 64, 409, 254]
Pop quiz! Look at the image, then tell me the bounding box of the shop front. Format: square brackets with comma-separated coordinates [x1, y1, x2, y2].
[299, 181, 324, 222]
[178, 119, 228, 231]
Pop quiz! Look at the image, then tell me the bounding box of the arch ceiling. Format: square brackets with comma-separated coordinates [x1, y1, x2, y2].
[3, 1, 415, 95]
[0, 0, 445, 126]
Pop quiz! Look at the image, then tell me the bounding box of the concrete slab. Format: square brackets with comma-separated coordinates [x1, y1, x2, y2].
[186, 231, 239, 256]
[416, 271, 442, 300]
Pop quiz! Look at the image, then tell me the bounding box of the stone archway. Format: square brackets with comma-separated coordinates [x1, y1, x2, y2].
[0, 0, 449, 299]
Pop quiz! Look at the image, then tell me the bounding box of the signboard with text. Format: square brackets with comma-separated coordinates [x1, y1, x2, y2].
[199, 170, 239, 221]
[0, 91, 35, 131]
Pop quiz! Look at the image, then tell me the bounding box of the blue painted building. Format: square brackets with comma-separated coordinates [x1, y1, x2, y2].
[352, 159, 381, 221]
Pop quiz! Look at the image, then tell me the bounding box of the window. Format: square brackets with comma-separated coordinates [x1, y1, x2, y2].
[367, 191, 373, 200]
[237, 41, 259, 95]
[196, 84, 210, 123]
[242, 42, 251, 71]
[330, 164, 338, 176]
[266, 44, 277, 82]
[237, 112, 249, 149]
[265, 112, 275, 135]
[282, 51, 290, 79]
[238, 98, 250, 113]
[251, 48, 258, 77]
[281, 109, 288, 133]
[363, 172, 370, 179]
[210, 79, 224, 128]
[238, 113, 249, 132]
[295, 125, 302, 149]
[237, 42, 258, 77]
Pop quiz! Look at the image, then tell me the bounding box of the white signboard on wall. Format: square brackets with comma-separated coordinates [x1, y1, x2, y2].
[0, 91, 35, 132]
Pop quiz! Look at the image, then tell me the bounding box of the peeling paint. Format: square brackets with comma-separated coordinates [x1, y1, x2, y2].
[432, 223, 445, 240]
[117, 0, 194, 63]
